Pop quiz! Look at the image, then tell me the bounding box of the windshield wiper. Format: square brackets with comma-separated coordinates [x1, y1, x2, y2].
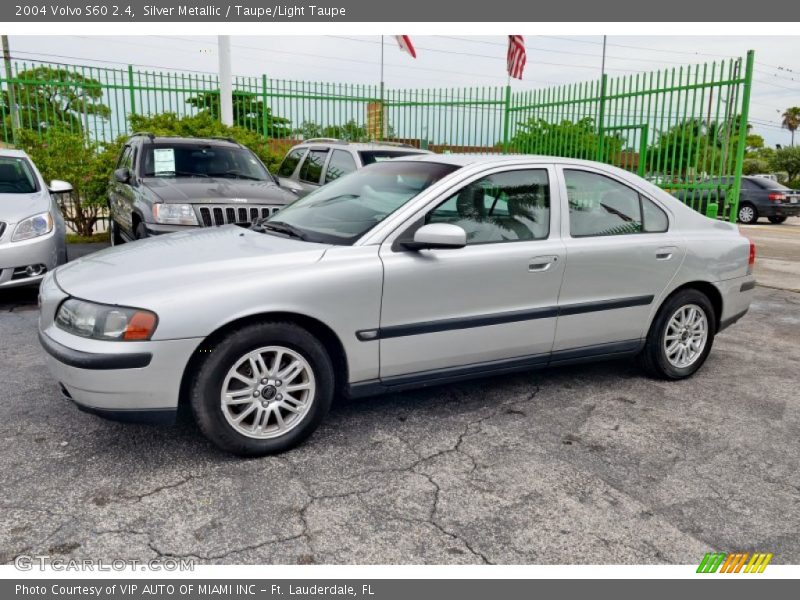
[148, 170, 209, 178]
[253, 220, 308, 240]
[208, 171, 263, 181]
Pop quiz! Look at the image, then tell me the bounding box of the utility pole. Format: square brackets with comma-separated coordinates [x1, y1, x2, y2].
[218, 35, 233, 127]
[2, 35, 20, 144]
[600, 35, 607, 80]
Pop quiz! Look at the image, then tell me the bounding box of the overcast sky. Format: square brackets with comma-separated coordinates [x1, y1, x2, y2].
[7, 35, 800, 146]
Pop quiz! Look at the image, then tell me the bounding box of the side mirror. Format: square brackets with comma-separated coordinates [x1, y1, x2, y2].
[401, 223, 467, 251]
[114, 168, 131, 184]
[48, 179, 73, 194]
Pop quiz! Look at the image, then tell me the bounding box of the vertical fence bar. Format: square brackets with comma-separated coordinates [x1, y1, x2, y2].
[729, 50, 754, 223]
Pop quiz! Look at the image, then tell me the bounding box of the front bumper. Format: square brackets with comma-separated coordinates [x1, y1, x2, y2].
[0, 230, 62, 289]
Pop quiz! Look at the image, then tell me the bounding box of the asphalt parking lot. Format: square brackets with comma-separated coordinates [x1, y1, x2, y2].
[1, 228, 798, 565]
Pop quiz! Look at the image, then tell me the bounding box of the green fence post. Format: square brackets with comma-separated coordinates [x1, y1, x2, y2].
[596, 74, 607, 162]
[127, 65, 137, 116]
[502, 84, 511, 154]
[261, 74, 268, 139]
[727, 50, 754, 223]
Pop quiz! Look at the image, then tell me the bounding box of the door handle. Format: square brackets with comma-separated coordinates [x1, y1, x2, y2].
[656, 246, 677, 261]
[529, 256, 558, 272]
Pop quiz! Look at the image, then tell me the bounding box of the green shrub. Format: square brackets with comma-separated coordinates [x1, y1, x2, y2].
[17, 128, 123, 236]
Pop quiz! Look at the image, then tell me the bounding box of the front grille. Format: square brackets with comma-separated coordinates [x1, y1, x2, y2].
[0, 222, 6, 239]
[197, 205, 282, 227]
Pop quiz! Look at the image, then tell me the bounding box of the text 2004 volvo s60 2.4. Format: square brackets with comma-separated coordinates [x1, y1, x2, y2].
[38, 155, 756, 456]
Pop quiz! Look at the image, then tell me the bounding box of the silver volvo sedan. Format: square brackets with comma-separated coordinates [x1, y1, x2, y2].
[38, 155, 756, 456]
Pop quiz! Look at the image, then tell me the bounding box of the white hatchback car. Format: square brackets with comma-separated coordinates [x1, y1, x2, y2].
[38, 155, 755, 455]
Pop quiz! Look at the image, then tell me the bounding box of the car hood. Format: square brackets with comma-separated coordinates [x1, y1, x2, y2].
[54, 226, 330, 305]
[0, 190, 50, 224]
[142, 177, 297, 205]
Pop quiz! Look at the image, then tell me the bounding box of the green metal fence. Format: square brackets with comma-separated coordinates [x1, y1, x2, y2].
[0, 50, 753, 222]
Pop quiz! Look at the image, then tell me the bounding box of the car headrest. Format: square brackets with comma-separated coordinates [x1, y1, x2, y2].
[456, 186, 486, 219]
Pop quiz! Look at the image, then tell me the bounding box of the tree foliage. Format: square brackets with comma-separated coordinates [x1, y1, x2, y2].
[16, 128, 122, 236]
[781, 107, 800, 147]
[129, 111, 283, 171]
[3, 67, 111, 134]
[508, 117, 624, 159]
[771, 145, 800, 181]
[184, 90, 292, 137]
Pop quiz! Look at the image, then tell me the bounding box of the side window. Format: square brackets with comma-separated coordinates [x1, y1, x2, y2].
[565, 170, 643, 237]
[298, 149, 329, 184]
[565, 169, 669, 236]
[277, 149, 305, 177]
[426, 169, 550, 245]
[325, 149, 357, 183]
[117, 146, 132, 170]
[641, 197, 668, 233]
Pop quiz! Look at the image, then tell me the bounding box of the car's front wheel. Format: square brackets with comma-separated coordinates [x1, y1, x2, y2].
[639, 289, 716, 380]
[190, 321, 334, 456]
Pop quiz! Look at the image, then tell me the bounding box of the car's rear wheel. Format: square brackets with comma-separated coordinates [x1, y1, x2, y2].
[639, 289, 716, 380]
[768, 216, 787, 224]
[737, 202, 758, 224]
[190, 321, 334, 456]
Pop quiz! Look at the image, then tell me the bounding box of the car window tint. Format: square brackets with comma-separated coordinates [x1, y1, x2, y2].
[325, 150, 357, 183]
[117, 146, 132, 170]
[278, 149, 305, 177]
[359, 150, 424, 165]
[299, 149, 329, 184]
[641, 196, 669, 232]
[426, 169, 550, 244]
[565, 170, 643, 237]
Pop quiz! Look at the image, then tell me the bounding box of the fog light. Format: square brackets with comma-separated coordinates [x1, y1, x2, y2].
[25, 264, 46, 277]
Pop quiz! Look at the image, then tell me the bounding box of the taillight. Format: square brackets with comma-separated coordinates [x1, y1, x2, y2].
[768, 193, 786, 202]
[749, 241, 756, 270]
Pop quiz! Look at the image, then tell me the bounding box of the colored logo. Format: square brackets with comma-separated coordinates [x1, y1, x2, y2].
[697, 552, 773, 573]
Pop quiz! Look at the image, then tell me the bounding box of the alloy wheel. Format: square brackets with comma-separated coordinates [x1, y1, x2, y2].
[664, 304, 708, 369]
[220, 345, 316, 439]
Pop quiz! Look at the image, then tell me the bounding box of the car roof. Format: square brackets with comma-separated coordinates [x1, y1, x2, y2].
[0, 148, 30, 158]
[294, 141, 431, 153]
[130, 134, 243, 147]
[394, 153, 619, 168]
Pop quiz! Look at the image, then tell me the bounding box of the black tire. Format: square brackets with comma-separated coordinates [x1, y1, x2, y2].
[737, 202, 758, 224]
[768, 216, 787, 224]
[639, 289, 716, 380]
[109, 219, 125, 245]
[134, 221, 148, 240]
[190, 321, 334, 456]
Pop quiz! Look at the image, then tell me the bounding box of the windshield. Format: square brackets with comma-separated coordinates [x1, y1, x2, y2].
[0, 156, 38, 194]
[141, 143, 272, 181]
[262, 161, 459, 245]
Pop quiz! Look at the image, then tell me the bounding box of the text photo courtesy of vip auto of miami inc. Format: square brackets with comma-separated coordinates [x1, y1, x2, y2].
[0, 7, 799, 592]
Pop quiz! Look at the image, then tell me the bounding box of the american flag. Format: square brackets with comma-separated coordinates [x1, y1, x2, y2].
[395, 35, 417, 59]
[507, 35, 526, 80]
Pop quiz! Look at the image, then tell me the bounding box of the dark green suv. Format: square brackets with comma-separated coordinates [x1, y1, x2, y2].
[108, 134, 297, 243]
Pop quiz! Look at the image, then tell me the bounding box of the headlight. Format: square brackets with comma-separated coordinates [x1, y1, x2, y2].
[152, 203, 198, 226]
[12, 212, 53, 242]
[55, 298, 158, 341]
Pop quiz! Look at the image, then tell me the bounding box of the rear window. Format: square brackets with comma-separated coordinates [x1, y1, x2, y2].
[0, 157, 38, 194]
[359, 150, 425, 165]
[747, 177, 791, 191]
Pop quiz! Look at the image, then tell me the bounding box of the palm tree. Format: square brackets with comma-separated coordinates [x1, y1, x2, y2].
[781, 107, 800, 146]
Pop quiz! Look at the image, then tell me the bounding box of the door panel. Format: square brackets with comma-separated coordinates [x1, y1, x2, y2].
[554, 167, 685, 351]
[377, 166, 564, 379]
